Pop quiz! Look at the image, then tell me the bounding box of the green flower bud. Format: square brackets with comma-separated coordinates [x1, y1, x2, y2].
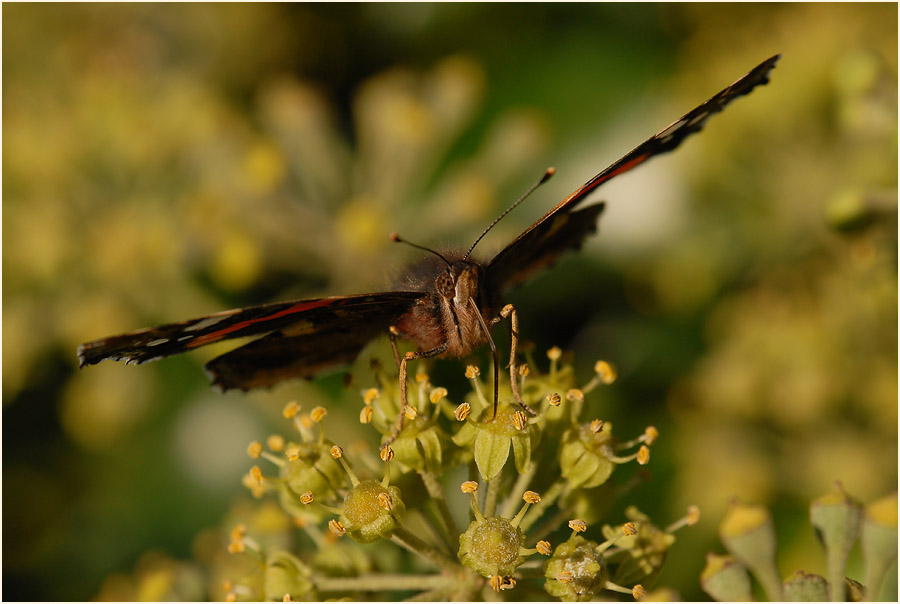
[719, 501, 782, 601]
[339, 480, 405, 544]
[862, 492, 898, 600]
[281, 442, 344, 501]
[388, 420, 445, 472]
[559, 422, 615, 489]
[700, 553, 752, 602]
[782, 570, 828, 602]
[458, 516, 527, 578]
[602, 507, 675, 586]
[263, 550, 315, 601]
[544, 535, 607, 601]
[810, 483, 863, 601]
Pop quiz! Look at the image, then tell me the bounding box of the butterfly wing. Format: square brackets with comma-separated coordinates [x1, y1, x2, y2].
[486, 203, 607, 291]
[487, 54, 780, 292]
[203, 294, 425, 390]
[78, 292, 423, 389]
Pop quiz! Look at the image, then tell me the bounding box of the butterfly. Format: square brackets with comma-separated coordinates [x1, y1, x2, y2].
[78, 55, 780, 412]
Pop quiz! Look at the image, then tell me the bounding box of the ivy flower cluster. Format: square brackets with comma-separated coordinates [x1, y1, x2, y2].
[224, 346, 697, 601]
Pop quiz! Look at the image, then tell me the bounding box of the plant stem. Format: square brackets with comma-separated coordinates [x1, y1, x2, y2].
[501, 461, 538, 518]
[314, 573, 456, 594]
[406, 587, 454, 601]
[483, 474, 503, 517]
[392, 526, 461, 572]
[419, 469, 459, 549]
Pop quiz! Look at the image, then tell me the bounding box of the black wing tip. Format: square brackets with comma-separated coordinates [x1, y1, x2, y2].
[76, 340, 154, 369]
[758, 53, 781, 80]
[761, 53, 782, 66]
[730, 54, 782, 96]
[76, 342, 103, 369]
[741, 54, 781, 90]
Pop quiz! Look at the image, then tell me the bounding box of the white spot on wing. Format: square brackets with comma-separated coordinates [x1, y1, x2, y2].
[657, 117, 685, 139]
[186, 315, 230, 332]
[147, 338, 169, 347]
[685, 111, 709, 129]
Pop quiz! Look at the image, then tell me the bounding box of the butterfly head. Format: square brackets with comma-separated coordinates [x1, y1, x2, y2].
[435, 260, 482, 306]
[427, 259, 489, 357]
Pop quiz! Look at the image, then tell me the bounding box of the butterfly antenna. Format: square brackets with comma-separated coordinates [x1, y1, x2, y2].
[390, 233, 453, 268]
[463, 167, 556, 260]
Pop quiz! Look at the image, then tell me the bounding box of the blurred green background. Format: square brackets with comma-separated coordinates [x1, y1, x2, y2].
[3, 3, 896, 601]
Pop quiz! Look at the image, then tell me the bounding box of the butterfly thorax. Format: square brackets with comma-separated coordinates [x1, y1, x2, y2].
[393, 258, 494, 358]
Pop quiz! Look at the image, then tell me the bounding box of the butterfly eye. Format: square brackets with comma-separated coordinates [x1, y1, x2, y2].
[435, 272, 455, 298]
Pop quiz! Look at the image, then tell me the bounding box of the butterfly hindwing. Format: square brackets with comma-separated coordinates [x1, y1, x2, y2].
[486, 203, 606, 293]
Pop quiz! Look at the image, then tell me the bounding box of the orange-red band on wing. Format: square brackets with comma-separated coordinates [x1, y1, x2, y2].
[185, 298, 335, 348]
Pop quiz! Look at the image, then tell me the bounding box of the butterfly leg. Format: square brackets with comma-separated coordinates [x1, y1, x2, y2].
[382, 343, 447, 451]
[499, 304, 536, 417]
[388, 326, 402, 369]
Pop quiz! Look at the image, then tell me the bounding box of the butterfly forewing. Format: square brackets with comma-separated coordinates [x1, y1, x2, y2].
[487, 54, 780, 291]
[77, 292, 423, 376]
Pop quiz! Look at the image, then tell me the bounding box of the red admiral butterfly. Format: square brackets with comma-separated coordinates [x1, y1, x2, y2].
[79, 55, 779, 435]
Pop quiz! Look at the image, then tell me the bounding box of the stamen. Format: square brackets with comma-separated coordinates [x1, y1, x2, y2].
[247, 441, 263, 459]
[328, 519, 346, 537]
[523, 490, 541, 504]
[566, 388, 584, 403]
[363, 388, 379, 406]
[282, 401, 302, 418]
[637, 445, 650, 465]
